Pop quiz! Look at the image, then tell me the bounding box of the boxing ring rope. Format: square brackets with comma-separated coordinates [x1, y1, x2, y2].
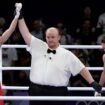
[1, 44, 105, 101]
[0, 96, 104, 101]
[0, 66, 104, 70]
[2, 86, 105, 91]
[1, 44, 102, 49]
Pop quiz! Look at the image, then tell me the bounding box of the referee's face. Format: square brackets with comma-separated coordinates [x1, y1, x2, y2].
[46, 27, 60, 49]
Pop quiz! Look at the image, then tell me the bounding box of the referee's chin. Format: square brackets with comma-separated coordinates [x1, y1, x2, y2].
[48, 43, 59, 49]
[48, 44, 56, 49]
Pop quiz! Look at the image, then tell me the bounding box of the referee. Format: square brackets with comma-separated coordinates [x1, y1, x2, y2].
[17, 3, 102, 105]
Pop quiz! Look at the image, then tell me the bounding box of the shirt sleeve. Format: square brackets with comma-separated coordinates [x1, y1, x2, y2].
[68, 52, 85, 76]
[27, 35, 47, 55]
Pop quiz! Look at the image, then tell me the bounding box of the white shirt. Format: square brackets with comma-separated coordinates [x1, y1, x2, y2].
[28, 36, 85, 86]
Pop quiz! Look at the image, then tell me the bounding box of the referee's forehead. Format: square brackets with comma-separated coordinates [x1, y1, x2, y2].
[46, 27, 59, 35]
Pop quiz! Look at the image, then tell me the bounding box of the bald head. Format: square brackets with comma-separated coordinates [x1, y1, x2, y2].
[46, 27, 59, 35]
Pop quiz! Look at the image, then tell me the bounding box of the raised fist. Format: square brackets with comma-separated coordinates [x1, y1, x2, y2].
[15, 3, 22, 12]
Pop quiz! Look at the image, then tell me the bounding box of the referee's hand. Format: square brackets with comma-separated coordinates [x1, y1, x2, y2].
[90, 81, 102, 93]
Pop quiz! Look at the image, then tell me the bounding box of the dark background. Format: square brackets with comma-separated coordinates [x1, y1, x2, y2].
[0, 0, 105, 31]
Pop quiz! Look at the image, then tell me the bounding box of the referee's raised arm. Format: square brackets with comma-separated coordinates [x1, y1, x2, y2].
[18, 3, 32, 46]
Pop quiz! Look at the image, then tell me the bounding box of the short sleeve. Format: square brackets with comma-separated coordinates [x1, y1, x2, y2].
[26, 35, 47, 55]
[68, 52, 85, 76]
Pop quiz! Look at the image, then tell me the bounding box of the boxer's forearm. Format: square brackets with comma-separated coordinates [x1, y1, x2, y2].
[0, 18, 18, 44]
[18, 18, 32, 46]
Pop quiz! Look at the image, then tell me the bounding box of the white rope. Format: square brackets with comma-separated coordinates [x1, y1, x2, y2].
[67, 87, 105, 91]
[0, 67, 103, 71]
[2, 86, 28, 90]
[2, 86, 105, 91]
[0, 96, 104, 101]
[1, 45, 27, 48]
[1, 67, 31, 70]
[61, 45, 102, 49]
[1, 45, 102, 49]
[87, 67, 103, 70]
